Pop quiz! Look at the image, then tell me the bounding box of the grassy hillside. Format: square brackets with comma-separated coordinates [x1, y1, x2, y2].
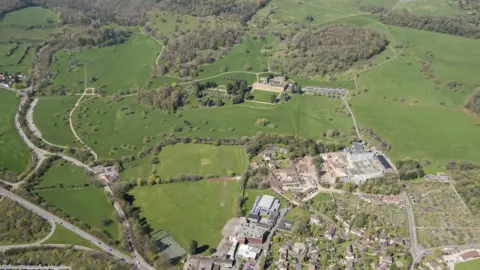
[33, 96, 79, 147]
[50, 32, 160, 94]
[0, 90, 29, 174]
[73, 95, 353, 158]
[1, 7, 57, 27]
[130, 180, 241, 253]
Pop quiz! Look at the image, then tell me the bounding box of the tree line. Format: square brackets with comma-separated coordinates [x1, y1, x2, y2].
[0, 247, 130, 269]
[48, 25, 131, 49]
[1, 0, 271, 26]
[359, 4, 480, 39]
[270, 25, 388, 78]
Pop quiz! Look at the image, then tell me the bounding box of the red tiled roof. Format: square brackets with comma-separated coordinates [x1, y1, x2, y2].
[460, 250, 480, 260]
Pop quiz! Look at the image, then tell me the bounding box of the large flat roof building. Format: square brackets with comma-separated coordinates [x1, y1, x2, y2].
[251, 195, 280, 215]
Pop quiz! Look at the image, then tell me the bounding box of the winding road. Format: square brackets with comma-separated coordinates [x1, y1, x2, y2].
[0, 87, 154, 270]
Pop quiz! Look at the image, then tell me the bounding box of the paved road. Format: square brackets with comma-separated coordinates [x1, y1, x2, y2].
[0, 187, 134, 265]
[254, 208, 288, 269]
[404, 191, 422, 268]
[11, 94, 154, 269]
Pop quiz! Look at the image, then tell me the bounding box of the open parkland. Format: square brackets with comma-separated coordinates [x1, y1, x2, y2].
[1, 0, 480, 269]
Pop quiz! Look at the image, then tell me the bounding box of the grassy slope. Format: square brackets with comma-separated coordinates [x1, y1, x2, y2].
[0, 43, 35, 74]
[147, 12, 199, 38]
[33, 96, 79, 146]
[1, 7, 57, 26]
[198, 36, 271, 77]
[45, 225, 97, 249]
[121, 144, 248, 180]
[130, 180, 240, 252]
[158, 144, 248, 178]
[0, 90, 29, 174]
[73, 95, 352, 158]
[352, 26, 480, 163]
[50, 32, 160, 94]
[36, 161, 89, 188]
[36, 187, 119, 239]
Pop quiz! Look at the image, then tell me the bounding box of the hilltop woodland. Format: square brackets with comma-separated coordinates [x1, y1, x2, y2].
[0, 0, 270, 25]
[359, 5, 480, 39]
[159, 27, 243, 78]
[465, 88, 480, 114]
[0, 198, 51, 244]
[0, 247, 130, 269]
[270, 25, 388, 77]
[47, 25, 131, 49]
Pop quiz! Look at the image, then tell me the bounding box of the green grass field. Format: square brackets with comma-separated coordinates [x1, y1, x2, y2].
[252, 89, 279, 103]
[397, 0, 476, 16]
[351, 26, 480, 164]
[251, 0, 364, 28]
[147, 12, 199, 38]
[456, 258, 480, 270]
[0, 43, 35, 74]
[36, 186, 119, 239]
[130, 180, 241, 252]
[0, 90, 30, 174]
[121, 144, 249, 181]
[45, 225, 97, 249]
[198, 36, 272, 77]
[50, 32, 160, 94]
[33, 96, 79, 146]
[73, 95, 353, 159]
[36, 161, 90, 188]
[1, 7, 57, 27]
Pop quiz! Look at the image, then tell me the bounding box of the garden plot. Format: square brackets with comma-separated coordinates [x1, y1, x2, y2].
[406, 181, 480, 247]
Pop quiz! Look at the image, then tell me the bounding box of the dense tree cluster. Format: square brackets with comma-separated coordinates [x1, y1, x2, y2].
[161, 27, 243, 78]
[271, 25, 388, 77]
[157, 0, 271, 24]
[244, 133, 345, 159]
[396, 159, 425, 180]
[0, 247, 130, 269]
[465, 88, 480, 114]
[0, 198, 50, 244]
[48, 25, 131, 49]
[2, 0, 271, 25]
[451, 169, 480, 215]
[226, 79, 252, 104]
[136, 86, 186, 112]
[359, 4, 480, 39]
[358, 175, 401, 195]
